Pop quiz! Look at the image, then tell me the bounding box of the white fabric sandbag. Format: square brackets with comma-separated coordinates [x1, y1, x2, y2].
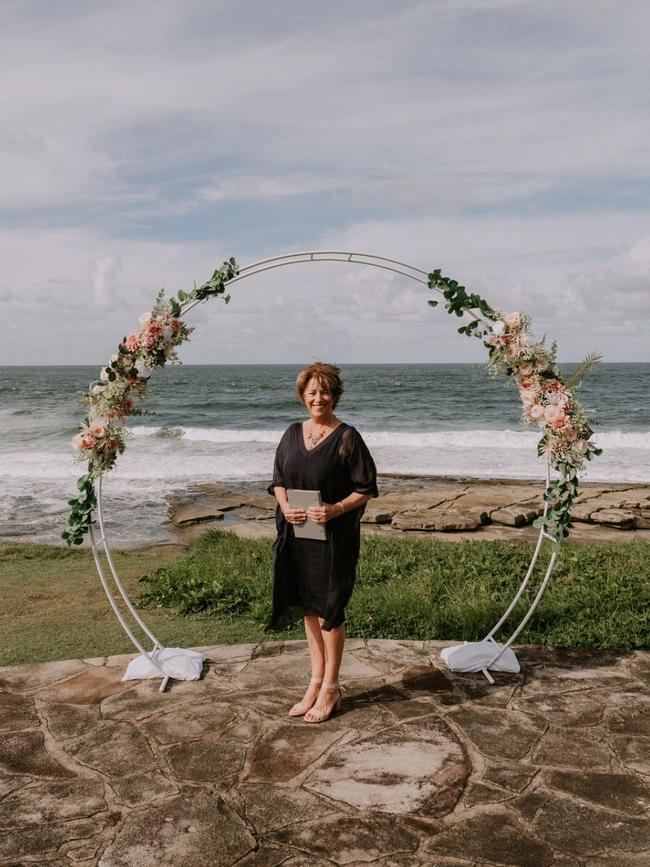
[122, 647, 206, 682]
[440, 640, 520, 674]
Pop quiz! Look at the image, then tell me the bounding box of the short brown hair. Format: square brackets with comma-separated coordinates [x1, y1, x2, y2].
[295, 362, 344, 409]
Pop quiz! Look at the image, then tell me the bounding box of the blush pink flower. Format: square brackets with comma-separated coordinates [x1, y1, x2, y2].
[505, 336, 532, 360]
[544, 404, 566, 426]
[505, 312, 521, 330]
[529, 404, 545, 420]
[140, 333, 157, 351]
[163, 315, 182, 333]
[517, 375, 538, 391]
[123, 333, 140, 352]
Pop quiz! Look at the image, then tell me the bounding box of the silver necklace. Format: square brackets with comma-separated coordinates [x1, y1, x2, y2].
[307, 423, 327, 447]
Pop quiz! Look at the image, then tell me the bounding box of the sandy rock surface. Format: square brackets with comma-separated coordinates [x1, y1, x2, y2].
[164, 477, 650, 544]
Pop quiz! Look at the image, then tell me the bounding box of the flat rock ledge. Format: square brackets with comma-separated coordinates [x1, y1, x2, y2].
[165, 479, 650, 545]
[1, 640, 648, 865]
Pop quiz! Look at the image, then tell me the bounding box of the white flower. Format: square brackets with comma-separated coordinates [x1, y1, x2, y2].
[492, 320, 506, 336]
[91, 384, 104, 394]
[134, 358, 151, 379]
[99, 367, 110, 382]
[162, 325, 173, 340]
[139, 312, 152, 326]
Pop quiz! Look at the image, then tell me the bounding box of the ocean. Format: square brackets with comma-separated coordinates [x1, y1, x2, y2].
[1, 363, 649, 545]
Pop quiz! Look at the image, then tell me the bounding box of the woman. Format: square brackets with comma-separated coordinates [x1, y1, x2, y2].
[269, 362, 378, 723]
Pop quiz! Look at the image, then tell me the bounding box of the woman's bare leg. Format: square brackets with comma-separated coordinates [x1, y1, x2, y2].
[289, 614, 325, 715]
[304, 620, 345, 721]
[304, 614, 326, 679]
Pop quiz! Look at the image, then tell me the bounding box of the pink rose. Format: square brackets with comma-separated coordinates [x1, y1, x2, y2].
[505, 312, 520, 330]
[544, 404, 565, 425]
[529, 404, 545, 420]
[90, 424, 105, 438]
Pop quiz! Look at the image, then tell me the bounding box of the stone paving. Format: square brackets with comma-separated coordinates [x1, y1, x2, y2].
[0, 640, 649, 866]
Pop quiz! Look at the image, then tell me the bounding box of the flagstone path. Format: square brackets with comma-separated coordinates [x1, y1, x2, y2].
[0, 640, 648, 866]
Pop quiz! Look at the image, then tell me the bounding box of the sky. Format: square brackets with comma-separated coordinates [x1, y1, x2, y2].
[1, 0, 649, 364]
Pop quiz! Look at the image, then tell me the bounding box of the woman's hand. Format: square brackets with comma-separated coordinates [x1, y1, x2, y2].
[307, 503, 340, 524]
[282, 505, 307, 525]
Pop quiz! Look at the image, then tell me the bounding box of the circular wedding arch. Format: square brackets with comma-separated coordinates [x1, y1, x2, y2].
[87, 251, 560, 691]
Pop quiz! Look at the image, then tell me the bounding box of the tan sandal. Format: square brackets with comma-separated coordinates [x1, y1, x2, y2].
[304, 681, 342, 723]
[288, 676, 323, 717]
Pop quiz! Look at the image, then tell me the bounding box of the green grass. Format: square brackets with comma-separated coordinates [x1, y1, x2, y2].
[138, 530, 650, 651]
[1, 531, 648, 666]
[0, 541, 275, 666]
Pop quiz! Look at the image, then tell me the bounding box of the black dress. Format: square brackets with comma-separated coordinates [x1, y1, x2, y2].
[268, 422, 378, 631]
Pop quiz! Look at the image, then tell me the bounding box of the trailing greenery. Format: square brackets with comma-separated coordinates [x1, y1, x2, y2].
[61, 474, 97, 546]
[428, 267, 602, 548]
[137, 530, 650, 650]
[63, 258, 238, 546]
[427, 267, 498, 331]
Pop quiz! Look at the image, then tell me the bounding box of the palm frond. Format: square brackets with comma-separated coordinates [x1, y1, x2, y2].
[566, 352, 603, 391]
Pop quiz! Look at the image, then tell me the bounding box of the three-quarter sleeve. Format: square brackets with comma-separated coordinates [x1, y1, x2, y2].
[344, 427, 378, 498]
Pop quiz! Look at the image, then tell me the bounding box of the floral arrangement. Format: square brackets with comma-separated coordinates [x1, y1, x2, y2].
[63, 259, 238, 545]
[428, 269, 602, 549]
[63, 256, 599, 551]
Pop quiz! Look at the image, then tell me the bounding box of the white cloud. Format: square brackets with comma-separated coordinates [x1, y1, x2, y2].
[194, 172, 348, 204]
[0, 1, 649, 362]
[93, 256, 123, 308]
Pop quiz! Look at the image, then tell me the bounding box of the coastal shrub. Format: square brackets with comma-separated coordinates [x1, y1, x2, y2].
[137, 530, 272, 617]
[136, 530, 650, 650]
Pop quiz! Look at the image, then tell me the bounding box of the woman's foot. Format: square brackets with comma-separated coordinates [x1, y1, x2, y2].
[288, 676, 323, 717]
[304, 681, 342, 723]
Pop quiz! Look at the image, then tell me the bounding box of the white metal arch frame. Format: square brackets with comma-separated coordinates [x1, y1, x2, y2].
[90, 251, 559, 690]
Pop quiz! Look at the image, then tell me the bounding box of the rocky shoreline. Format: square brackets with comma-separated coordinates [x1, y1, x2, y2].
[164, 476, 650, 546]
